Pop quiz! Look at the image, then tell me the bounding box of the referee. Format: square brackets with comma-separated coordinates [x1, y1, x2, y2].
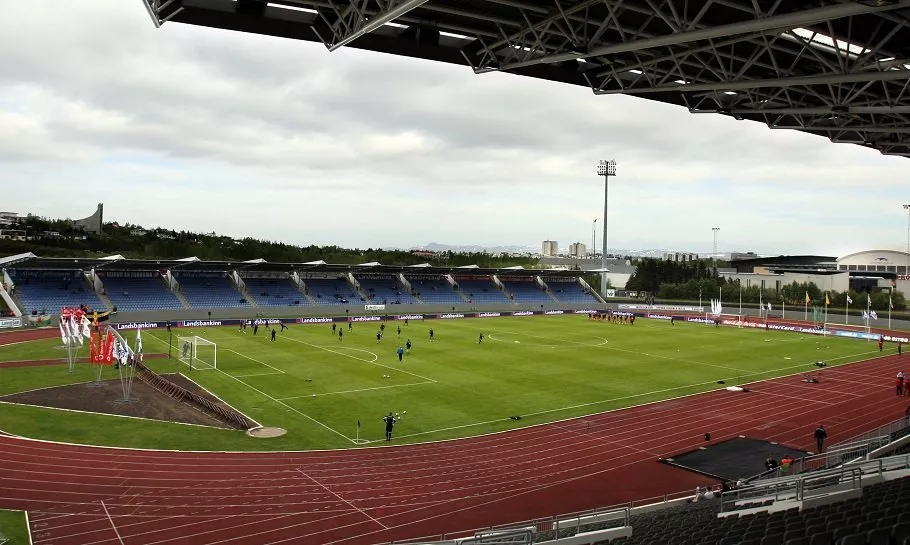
[383, 412, 397, 441]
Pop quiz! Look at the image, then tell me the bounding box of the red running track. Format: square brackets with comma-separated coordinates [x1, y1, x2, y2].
[2, 330, 910, 544]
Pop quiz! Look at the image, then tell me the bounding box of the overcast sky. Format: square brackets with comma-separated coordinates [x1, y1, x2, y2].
[1, 1, 907, 257]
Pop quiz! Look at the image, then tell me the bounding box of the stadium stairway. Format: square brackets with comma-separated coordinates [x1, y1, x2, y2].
[95, 288, 115, 311]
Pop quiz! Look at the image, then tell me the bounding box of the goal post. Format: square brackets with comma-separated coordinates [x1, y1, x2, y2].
[178, 336, 217, 370]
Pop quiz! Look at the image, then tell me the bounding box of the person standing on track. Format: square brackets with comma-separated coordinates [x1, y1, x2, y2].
[383, 412, 396, 441]
[814, 425, 827, 453]
[898, 371, 905, 396]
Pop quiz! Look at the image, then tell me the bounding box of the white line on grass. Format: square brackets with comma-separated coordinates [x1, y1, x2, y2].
[26, 510, 33, 545]
[297, 469, 388, 529]
[362, 351, 882, 444]
[277, 381, 435, 401]
[224, 349, 286, 375]
[230, 372, 285, 379]
[146, 333, 353, 443]
[282, 336, 437, 383]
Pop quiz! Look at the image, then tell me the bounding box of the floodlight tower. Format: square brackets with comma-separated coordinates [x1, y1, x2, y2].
[597, 160, 617, 295]
[904, 204, 910, 279]
[712, 227, 721, 269]
[592, 219, 597, 259]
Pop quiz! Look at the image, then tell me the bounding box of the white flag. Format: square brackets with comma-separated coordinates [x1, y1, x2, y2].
[863, 310, 869, 319]
[69, 315, 83, 345]
[135, 329, 144, 364]
[59, 319, 68, 345]
[846, 295, 853, 304]
[80, 315, 91, 339]
[767, 302, 772, 311]
[890, 296, 894, 310]
[871, 310, 878, 320]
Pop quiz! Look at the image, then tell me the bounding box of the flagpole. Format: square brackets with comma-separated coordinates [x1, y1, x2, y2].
[889, 295, 892, 329]
[824, 292, 828, 326]
[782, 298, 786, 320]
[739, 284, 742, 315]
[846, 297, 850, 325]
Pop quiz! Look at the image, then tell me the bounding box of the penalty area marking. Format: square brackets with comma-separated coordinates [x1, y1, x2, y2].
[146, 332, 354, 443]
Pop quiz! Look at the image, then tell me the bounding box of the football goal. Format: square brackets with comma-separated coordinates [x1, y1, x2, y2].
[178, 336, 217, 370]
[706, 313, 747, 327]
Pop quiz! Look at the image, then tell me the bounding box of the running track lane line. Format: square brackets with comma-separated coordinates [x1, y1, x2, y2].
[99, 501, 123, 545]
[298, 469, 388, 529]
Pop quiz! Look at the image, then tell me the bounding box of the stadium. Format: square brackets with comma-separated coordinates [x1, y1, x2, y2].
[2, 0, 910, 543]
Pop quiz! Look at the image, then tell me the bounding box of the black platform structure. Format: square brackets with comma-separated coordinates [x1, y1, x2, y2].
[660, 436, 809, 482]
[140, 0, 910, 159]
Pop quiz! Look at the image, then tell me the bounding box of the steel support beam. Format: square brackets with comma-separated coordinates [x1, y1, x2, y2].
[714, 106, 910, 115]
[769, 125, 910, 134]
[496, 0, 910, 71]
[319, 0, 430, 52]
[140, 0, 162, 28]
[595, 69, 910, 94]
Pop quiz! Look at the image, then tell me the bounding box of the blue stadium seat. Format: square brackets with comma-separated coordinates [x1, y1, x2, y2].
[545, 279, 600, 304]
[454, 279, 509, 304]
[102, 275, 183, 311]
[406, 277, 463, 304]
[499, 279, 551, 303]
[177, 276, 248, 309]
[244, 278, 310, 307]
[11, 270, 105, 315]
[303, 278, 362, 306]
[355, 276, 418, 305]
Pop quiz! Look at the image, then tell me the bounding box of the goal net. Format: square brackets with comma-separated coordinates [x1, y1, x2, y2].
[178, 336, 217, 370]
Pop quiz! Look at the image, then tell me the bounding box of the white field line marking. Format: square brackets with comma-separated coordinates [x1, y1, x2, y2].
[224, 349, 285, 375]
[298, 469, 388, 529]
[146, 333, 351, 443]
[360, 353, 879, 444]
[230, 372, 285, 378]
[26, 510, 34, 545]
[282, 336, 437, 383]
[0, 401, 233, 430]
[100, 501, 124, 545]
[488, 330, 607, 348]
[174, 370, 263, 429]
[277, 381, 434, 401]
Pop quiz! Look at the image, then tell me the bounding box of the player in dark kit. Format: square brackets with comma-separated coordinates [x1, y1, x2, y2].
[280, 322, 288, 331]
[397, 346, 404, 361]
[478, 333, 484, 344]
[338, 329, 343, 342]
[383, 412, 396, 441]
[429, 328, 434, 341]
[332, 323, 337, 333]
[253, 324, 259, 335]
[406, 339, 412, 354]
[397, 325, 402, 337]
[271, 329, 276, 342]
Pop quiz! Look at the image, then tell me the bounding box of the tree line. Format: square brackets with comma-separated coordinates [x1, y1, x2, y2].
[0, 216, 537, 268]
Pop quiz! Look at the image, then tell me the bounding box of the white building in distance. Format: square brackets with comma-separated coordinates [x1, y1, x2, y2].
[568, 242, 587, 258]
[542, 240, 558, 257]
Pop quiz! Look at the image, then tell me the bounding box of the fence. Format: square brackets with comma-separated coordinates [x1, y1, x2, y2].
[830, 416, 910, 450]
[721, 453, 910, 513]
[135, 361, 255, 430]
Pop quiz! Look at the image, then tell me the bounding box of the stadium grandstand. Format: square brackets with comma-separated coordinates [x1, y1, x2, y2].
[0, 253, 602, 317]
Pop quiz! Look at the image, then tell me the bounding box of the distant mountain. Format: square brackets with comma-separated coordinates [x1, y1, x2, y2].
[410, 243, 538, 254]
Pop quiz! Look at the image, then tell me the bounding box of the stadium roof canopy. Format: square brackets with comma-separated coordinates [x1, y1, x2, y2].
[1, 254, 587, 276]
[143, 0, 910, 158]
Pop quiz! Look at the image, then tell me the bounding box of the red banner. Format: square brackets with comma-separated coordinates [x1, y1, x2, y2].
[89, 331, 100, 364]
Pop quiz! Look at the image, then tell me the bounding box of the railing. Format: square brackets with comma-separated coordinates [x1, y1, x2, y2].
[721, 453, 910, 513]
[830, 416, 910, 450]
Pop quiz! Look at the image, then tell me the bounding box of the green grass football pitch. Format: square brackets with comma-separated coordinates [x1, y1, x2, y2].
[0, 316, 883, 451]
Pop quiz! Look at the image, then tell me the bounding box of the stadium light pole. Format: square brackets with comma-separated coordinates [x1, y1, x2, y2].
[904, 204, 910, 281]
[592, 219, 597, 259]
[597, 160, 617, 296]
[712, 227, 720, 269]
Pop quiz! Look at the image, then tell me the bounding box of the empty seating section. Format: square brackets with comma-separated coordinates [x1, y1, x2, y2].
[407, 277, 462, 304]
[10, 270, 105, 314]
[356, 277, 417, 305]
[177, 276, 247, 308]
[605, 476, 910, 545]
[455, 279, 509, 303]
[102, 274, 183, 311]
[303, 278, 362, 305]
[500, 279, 550, 303]
[547, 279, 599, 303]
[244, 278, 309, 307]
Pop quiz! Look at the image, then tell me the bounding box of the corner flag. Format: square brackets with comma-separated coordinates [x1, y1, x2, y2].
[805, 291, 811, 304]
[825, 293, 830, 306]
[357, 419, 361, 429]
